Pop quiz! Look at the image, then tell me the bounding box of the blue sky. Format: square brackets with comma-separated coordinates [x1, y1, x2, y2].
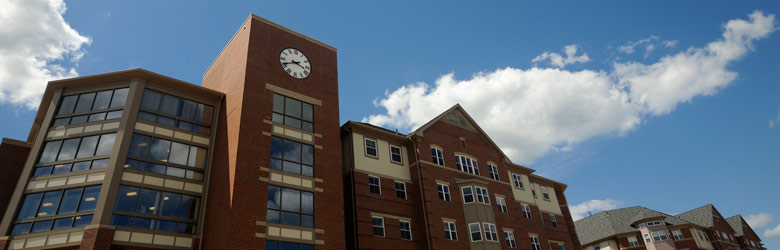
[1, 0, 779, 247]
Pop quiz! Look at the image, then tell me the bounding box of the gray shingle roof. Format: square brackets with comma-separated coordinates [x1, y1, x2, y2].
[675, 204, 715, 228]
[574, 206, 693, 245]
[726, 215, 746, 236]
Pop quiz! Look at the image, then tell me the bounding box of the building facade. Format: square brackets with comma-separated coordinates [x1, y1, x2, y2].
[575, 205, 765, 250]
[342, 105, 581, 250]
[0, 15, 343, 250]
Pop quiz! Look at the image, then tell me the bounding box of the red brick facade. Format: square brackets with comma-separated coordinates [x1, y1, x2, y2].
[0, 139, 31, 221]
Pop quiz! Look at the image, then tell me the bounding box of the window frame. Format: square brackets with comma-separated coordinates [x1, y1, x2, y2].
[474, 186, 490, 205]
[271, 93, 314, 132]
[389, 145, 403, 164]
[487, 163, 499, 181]
[369, 176, 381, 195]
[364, 138, 378, 158]
[628, 236, 640, 247]
[264, 185, 314, 228]
[512, 173, 524, 189]
[444, 221, 458, 241]
[269, 136, 315, 177]
[541, 186, 550, 200]
[430, 147, 444, 166]
[531, 236, 542, 250]
[482, 223, 498, 242]
[504, 231, 517, 248]
[522, 204, 532, 219]
[437, 183, 451, 202]
[455, 155, 479, 176]
[399, 220, 412, 241]
[496, 197, 507, 213]
[550, 214, 558, 228]
[468, 222, 482, 242]
[461, 186, 474, 204]
[395, 181, 407, 200]
[372, 216, 385, 237]
[672, 230, 684, 240]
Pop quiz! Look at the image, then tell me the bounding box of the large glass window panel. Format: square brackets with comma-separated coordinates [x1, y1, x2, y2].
[169, 142, 189, 166]
[128, 134, 151, 158]
[266, 240, 279, 250]
[284, 117, 301, 129]
[301, 215, 314, 228]
[147, 164, 166, 175]
[136, 189, 160, 215]
[71, 160, 90, 171]
[74, 93, 96, 113]
[70, 115, 88, 125]
[37, 190, 63, 217]
[11, 223, 31, 235]
[110, 215, 133, 227]
[141, 89, 161, 111]
[52, 217, 73, 230]
[301, 103, 313, 122]
[273, 94, 285, 113]
[157, 116, 176, 127]
[283, 140, 301, 162]
[33, 166, 52, 177]
[91, 159, 109, 169]
[52, 118, 69, 127]
[267, 185, 281, 209]
[179, 99, 198, 120]
[31, 220, 52, 233]
[138, 111, 156, 123]
[51, 163, 71, 174]
[115, 186, 139, 212]
[57, 138, 80, 161]
[57, 95, 78, 115]
[177, 223, 196, 234]
[301, 191, 313, 214]
[58, 188, 83, 214]
[133, 217, 154, 230]
[270, 137, 283, 159]
[285, 98, 301, 119]
[281, 188, 300, 213]
[301, 144, 313, 165]
[88, 112, 106, 122]
[106, 110, 123, 120]
[92, 90, 113, 110]
[267, 209, 280, 223]
[17, 193, 43, 219]
[188, 146, 207, 168]
[281, 212, 300, 226]
[95, 133, 116, 156]
[159, 94, 179, 116]
[73, 214, 92, 227]
[110, 88, 129, 108]
[179, 195, 199, 219]
[149, 138, 171, 162]
[39, 141, 62, 164]
[76, 135, 99, 158]
[124, 159, 145, 171]
[282, 161, 301, 175]
[159, 192, 182, 217]
[157, 220, 177, 232]
[166, 167, 186, 178]
[79, 185, 101, 212]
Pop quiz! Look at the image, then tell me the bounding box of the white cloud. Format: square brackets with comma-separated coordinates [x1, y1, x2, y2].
[664, 40, 679, 48]
[745, 213, 774, 228]
[618, 36, 658, 54]
[0, 0, 90, 109]
[770, 104, 780, 128]
[570, 199, 624, 221]
[765, 224, 780, 238]
[532, 44, 591, 68]
[364, 11, 776, 164]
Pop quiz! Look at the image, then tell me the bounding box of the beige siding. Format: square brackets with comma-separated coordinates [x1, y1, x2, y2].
[352, 133, 411, 181]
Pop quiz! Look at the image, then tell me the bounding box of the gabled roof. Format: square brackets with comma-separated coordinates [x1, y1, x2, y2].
[408, 104, 511, 163]
[575, 206, 693, 246]
[675, 204, 717, 228]
[726, 215, 755, 237]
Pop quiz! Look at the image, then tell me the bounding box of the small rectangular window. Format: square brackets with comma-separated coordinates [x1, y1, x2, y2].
[512, 174, 524, 189]
[531, 236, 541, 250]
[369, 176, 381, 194]
[461, 186, 474, 204]
[628, 236, 640, 246]
[365, 138, 377, 157]
[444, 221, 458, 240]
[395, 181, 406, 199]
[437, 183, 451, 201]
[504, 231, 516, 248]
[541, 186, 550, 200]
[431, 147, 444, 166]
[488, 164, 499, 181]
[483, 223, 498, 242]
[372, 217, 385, 237]
[469, 222, 482, 242]
[522, 204, 532, 219]
[645, 233, 651, 243]
[496, 197, 507, 213]
[672, 230, 684, 240]
[474, 187, 489, 204]
[390, 145, 402, 163]
[550, 215, 558, 228]
[400, 220, 412, 240]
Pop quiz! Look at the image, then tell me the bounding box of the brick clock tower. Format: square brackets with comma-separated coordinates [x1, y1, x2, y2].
[202, 15, 343, 249]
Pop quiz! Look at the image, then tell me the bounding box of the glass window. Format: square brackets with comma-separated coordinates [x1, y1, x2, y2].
[159, 192, 182, 217]
[266, 185, 313, 228]
[74, 92, 96, 113]
[390, 145, 402, 163]
[159, 94, 180, 116]
[512, 173, 524, 189]
[57, 138, 80, 161]
[372, 217, 385, 237]
[110, 88, 129, 108]
[17, 193, 43, 219]
[128, 134, 151, 158]
[270, 137, 313, 177]
[179, 195, 199, 219]
[522, 204, 532, 219]
[52, 118, 70, 127]
[541, 186, 550, 200]
[92, 90, 113, 110]
[53, 217, 74, 230]
[505, 231, 517, 248]
[133, 217, 154, 230]
[39, 141, 62, 164]
[95, 133, 115, 156]
[149, 138, 171, 162]
[11, 223, 32, 235]
[115, 186, 140, 212]
[136, 189, 160, 214]
[58, 188, 83, 214]
[110, 214, 133, 227]
[488, 164, 499, 181]
[444, 221, 457, 240]
[76, 135, 99, 158]
[188, 146, 207, 168]
[57, 95, 78, 115]
[483, 223, 498, 241]
[169, 142, 190, 166]
[179, 99, 198, 120]
[461, 186, 474, 203]
[31, 220, 53, 233]
[106, 110, 123, 120]
[37, 190, 63, 217]
[475, 187, 489, 204]
[550, 215, 558, 228]
[455, 155, 479, 175]
[400, 221, 412, 240]
[70, 115, 88, 125]
[157, 220, 178, 232]
[469, 223, 482, 242]
[496, 197, 507, 213]
[33, 166, 52, 177]
[73, 215, 92, 227]
[88, 112, 106, 122]
[369, 176, 381, 194]
[78, 185, 101, 212]
[364, 139, 377, 157]
[52, 163, 72, 174]
[531, 236, 541, 250]
[437, 183, 451, 201]
[395, 181, 406, 199]
[141, 89, 162, 111]
[431, 147, 444, 165]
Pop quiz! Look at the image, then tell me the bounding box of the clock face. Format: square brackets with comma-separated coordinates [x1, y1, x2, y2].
[279, 48, 311, 79]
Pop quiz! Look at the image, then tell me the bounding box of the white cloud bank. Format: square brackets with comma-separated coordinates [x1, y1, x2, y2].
[532, 44, 590, 68]
[745, 213, 773, 228]
[765, 224, 780, 238]
[364, 11, 776, 164]
[0, 0, 90, 109]
[569, 199, 624, 221]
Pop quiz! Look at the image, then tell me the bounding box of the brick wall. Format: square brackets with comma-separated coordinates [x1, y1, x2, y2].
[0, 139, 31, 222]
[79, 226, 115, 250]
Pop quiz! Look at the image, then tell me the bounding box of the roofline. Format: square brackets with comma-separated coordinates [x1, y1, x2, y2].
[203, 14, 337, 77]
[342, 121, 408, 139]
[1, 138, 31, 148]
[529, 173, 568, 190]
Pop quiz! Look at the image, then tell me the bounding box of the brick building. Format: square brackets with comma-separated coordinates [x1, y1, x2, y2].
[0, 139, 32, 222]
[0, 15, 342, 250]
[574, 204, 766, 250]
[342, 104, 581, 250]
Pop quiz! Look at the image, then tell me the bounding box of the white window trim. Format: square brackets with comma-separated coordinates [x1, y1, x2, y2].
[369, 175, 381, 194]
[504, 231, 517, 248]
[461, 186, 474, 204]
[395, 181, 407, 200]
[541, 186, 550, 200]
[488, 163, 499, 181]
[496, 197, 507, 213]
[483, 223, 498, 242]
[522, 204, 532, 219]
[372, 216, 385, 237]
[389, 145, 403, 164]
[512, 173, 524, 189]
[364, 138, 378, 157]
[469, 222, 483, 242]
[672, 230, 684, 240]
[444, 221, 458, 241]
[531, 236, 541, 250]
[431, 147, 444, 166]
[550, 215, 558, 228]
[475, 186, 490, 205]
[437, 183, 451, 202]
[628, 236, 640, 247]
[400, 220, 412, 241]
